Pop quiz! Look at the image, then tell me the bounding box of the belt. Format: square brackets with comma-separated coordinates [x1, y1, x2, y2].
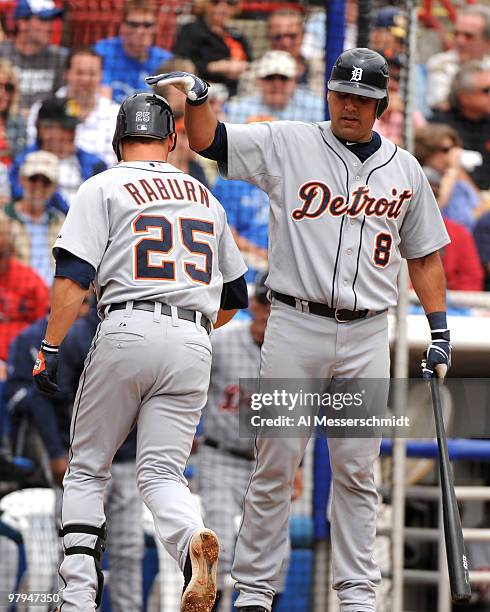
[203, 438, 255, 461]
[108, 301, 212, 334]
[271, 291, 386, 323]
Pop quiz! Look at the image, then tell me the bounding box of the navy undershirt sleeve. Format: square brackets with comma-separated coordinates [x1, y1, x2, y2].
[220, 274, 248, 310]
[55, 249, 96, 290]
[198, 122, 228, 164]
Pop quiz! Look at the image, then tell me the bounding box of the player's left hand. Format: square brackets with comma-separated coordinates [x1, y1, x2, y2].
[33, 340, 61, 396]
[145, 71, 209, 106]
[421, 336, 451, 379]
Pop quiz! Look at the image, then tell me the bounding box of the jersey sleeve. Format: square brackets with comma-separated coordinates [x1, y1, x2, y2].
[52, 177, 109, 270]
[218, 217, 248, 283]
[221, 122, 282, 192]
[399, 160, 450, 259]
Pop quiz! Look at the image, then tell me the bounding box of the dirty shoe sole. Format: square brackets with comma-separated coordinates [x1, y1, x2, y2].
[181, 528, 219, 612]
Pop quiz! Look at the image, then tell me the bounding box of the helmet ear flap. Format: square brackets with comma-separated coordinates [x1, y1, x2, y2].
[376, 94, 389, 119]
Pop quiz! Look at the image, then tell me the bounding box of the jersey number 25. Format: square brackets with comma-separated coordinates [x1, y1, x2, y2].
[132, 214, 215, 285]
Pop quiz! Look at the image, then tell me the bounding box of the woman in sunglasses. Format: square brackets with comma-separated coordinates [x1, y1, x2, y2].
[415, 123, 484, 231]
[173, 0, 252, 97]
[0, 59, 26, 166]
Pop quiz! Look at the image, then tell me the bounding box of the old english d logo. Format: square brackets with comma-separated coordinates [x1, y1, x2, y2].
[351, 66, 363, 81]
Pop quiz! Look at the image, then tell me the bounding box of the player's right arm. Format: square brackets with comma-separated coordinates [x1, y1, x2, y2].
[145, 72, 217, 152]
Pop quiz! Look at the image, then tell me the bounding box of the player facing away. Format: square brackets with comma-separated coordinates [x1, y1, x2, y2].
[147, 47, 452, 612]
[32, 92, 248, 612]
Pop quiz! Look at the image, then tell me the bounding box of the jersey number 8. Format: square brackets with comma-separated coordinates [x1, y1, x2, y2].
[373, 232, 392, 268]
[132, 214, 215, 285]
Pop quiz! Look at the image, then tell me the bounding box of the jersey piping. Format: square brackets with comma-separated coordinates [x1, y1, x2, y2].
[351, 144, 398, 310]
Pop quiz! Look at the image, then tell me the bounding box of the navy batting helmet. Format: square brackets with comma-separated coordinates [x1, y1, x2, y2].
[112, 93, 176, 161]
[328, 48, 390, 118]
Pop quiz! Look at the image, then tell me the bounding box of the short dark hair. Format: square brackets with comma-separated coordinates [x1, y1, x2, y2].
[65, 47, 102, 71]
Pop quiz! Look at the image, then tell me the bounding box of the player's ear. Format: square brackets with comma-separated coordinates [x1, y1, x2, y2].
[169, 132, 177, 153]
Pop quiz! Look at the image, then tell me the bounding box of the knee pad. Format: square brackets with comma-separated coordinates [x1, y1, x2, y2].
[59, 522, 107, 608]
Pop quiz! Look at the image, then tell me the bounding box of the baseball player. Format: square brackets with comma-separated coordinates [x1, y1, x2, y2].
[196, 271, 302, 611]
[147, 46, 452, 612]
[31, 92, 248, 612]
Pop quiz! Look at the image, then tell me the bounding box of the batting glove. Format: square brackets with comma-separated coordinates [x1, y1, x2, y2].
[145, 71, 209, 106]
[33, 340, 60, 396]
[421, 312, 451, 379]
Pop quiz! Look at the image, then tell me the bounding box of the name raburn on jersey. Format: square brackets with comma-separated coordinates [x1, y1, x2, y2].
[292, 181, 413, 221]
[123, 175, 210, 208]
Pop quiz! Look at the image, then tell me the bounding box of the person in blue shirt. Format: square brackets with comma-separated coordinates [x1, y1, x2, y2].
[224, 50, 324, 124]
[94, 0, 172, 103]
[9, 97, 106, 207]
[212, 175, 268, 283]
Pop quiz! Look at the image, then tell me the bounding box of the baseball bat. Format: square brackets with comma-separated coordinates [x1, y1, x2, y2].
[430, 377, 472, 603]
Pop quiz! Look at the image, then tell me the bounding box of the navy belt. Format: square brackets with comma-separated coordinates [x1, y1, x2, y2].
[108, 301, 212, 334]
[270, 291, 386, 323]
[203, 438, 255, 461]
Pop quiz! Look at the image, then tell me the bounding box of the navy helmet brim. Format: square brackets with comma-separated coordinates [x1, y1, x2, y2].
[328, 80, 386, 100]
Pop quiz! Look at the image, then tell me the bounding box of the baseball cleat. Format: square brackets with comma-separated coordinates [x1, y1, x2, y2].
[181, 528, 219, 612]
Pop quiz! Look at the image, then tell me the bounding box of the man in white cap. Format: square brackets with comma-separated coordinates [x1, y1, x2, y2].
[225, 50, 323, 124]
[5, 150, 65, 285]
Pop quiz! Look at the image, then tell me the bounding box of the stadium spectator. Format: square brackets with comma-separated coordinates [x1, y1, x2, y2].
[442, 218, 484, 291]
[5, 151, 64, 286]
[0, 0, 67, 114]
[266, 8, 323, 96]
[27, 48, 119, 167]
[415, 124, 483, 230]
[153, 57, 197, 119]
[473, 212, 490, 291]
[431, 61, 490, 191]
[94, 0, 172, 103]
[370, 7, 406, 58]
[426, 5, 490, 111]
[424, 165, 484, 291]
[4, 313, 69, 483]
[238, 8, 324, 98]
[0, 59, 26, 165]
[374, 55, 426, 145]
[173, 0, 251, 97]
[225, 50, 324, 124]
[0, 162, 10, 207]
[10, 96, 106, 206]
[0, 211, 49, 380]
[168, 117, 208, 186]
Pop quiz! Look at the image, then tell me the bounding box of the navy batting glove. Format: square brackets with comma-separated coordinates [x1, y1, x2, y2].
[33, 340, 60, 396]
[421, 312, 451, 379]
[145, 71, 209, 106]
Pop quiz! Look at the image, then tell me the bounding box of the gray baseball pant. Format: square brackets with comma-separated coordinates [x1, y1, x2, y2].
[58, 307, 211, 611]
[232, 300, 389, 612]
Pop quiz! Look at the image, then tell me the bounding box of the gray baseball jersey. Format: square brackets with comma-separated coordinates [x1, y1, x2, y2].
[53, 161, 247, 321]
[202, 321, 258, 455]
[222, 120, 450, 310]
